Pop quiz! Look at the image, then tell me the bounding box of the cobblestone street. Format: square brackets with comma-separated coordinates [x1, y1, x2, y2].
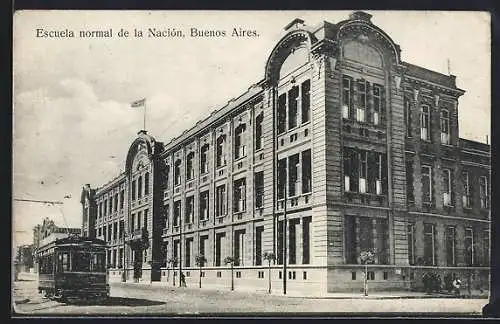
[12, 279, 488, 316]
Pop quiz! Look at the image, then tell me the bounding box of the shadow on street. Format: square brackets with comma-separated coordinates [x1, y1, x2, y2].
[64, 296, 165, 307]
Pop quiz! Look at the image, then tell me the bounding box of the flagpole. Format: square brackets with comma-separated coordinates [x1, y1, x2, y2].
[143, 100, 147, 131]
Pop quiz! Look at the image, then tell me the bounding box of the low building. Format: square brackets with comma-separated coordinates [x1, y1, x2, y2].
[32, 218, 81, 273]
[81, 11, 490, 292]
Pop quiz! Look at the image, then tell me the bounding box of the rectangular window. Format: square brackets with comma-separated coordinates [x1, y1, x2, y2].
[174, 160, 181, 185]
[164, 204, 170, 229]
[215, 233, 225, 266]
[233, 178, 246, 213]
[423, 223, 436, 266]
[443, 169, 452, 206]
[407, 223, 415, 265]
[406, 158, 414, 203]
[138, 176, 142, 199]
[186, 153, 195, 180]
[104, 199, 108, 216]
[351, 272, 356, 280]
[420, 105, 430, 141]
[440, 109, 450, 145]
[185, 196, 194, 224]
[483, 230, 490, 266]
[445, 226, 456, 266]
[301, 80, 310, 123]
[358, 151, 368, 193]
[288, 86, 299, 129]
[288, 154, 300, 197]
[383, 272, 388, 280]
[302, 217, 311, 264]
[372, 84, 382, 125]
[462, 171, 471, 208]
[144, 173, 150, 195]
[199, 235, 208, 260]
[132, 180, 136, 200]
[405, 97, 412, 137]
[422, 165, 433, 204]
[165, 166, 170, 189]
[114, 194, 118, 212]
[302, 149, 312, 194]
[479, 176, 489, 209]
[255, 113, 263, 151]
[277, 220, 284, 265]
[234, 124, 247, 159]
[137, 211, 141, 230]
[119, 220, 124, 238]
[120, 190, 124, 210]
[200, 145, 209, 174]
[144, 209, 148, 230]
[356, 79, 367, 122]
[367, 271, 375, 280]
[185, 238, 193, 267]
[216, 136, 226, 167]
[342, 76, 351, 119]
[278, 93, 287, 134]
[255, 226, 264, 266]
[277, 158, 286, 200]
[464, 227, 474, 266]
[199, 190, 209, 221]
[216, 184, 226, 216]
[173, 200, 181, 227]
[254, 171, 264, 208]
[234, 229, 245, 266]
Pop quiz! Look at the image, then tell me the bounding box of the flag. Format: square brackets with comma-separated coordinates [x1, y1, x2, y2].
[130, 98, 146, 108]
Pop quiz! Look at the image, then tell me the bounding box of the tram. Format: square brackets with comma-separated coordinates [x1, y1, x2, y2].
[36, 236, 109, 302]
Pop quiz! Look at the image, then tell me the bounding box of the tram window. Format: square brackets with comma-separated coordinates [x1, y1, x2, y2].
[57, 253, 71, 272]
[92, 253, 106, 272]
[73, 252, 92, 272]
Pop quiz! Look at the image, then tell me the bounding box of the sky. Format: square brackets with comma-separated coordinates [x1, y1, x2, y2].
[12, 10, 491, 247]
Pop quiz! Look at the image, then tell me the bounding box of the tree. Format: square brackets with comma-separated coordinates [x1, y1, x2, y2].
[195, 255, 207, 288]
[224, 256, 237, 291]
[360, 249, 376, 296]
[167, 256, 178, 286]
[263, 252, 276, 294]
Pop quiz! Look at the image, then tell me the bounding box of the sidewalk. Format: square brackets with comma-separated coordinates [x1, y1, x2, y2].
[115, 281, 489, 300]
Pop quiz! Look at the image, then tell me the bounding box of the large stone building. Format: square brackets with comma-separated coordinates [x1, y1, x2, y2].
[81, 11, 490, 292]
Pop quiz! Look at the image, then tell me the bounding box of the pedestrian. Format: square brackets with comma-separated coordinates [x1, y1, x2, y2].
[180, 272, 187, 287]
[453, 277, 462, 296]
[436, 275, 442, 293]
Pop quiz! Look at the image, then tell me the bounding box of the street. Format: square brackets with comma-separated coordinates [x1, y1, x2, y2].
[13, 279, 488, 316]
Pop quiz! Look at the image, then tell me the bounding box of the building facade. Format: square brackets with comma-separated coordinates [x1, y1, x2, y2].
[32, 218, 81, 273]
[81, 11, 490, 292]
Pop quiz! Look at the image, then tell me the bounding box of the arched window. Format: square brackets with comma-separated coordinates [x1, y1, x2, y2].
[279, 46, 309, 79]
[216, 135, 226, 167]
[234, 124, 246, 159]
[200, 144, 209, 174]
[174, 159, 182, 186]
[420, 105, 430, 141]
[440, 109, 450, 145]
[186, 152, 195, 180]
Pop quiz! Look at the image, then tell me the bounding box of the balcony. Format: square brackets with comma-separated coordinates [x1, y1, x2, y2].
[126, 228, 143, 241]
[276, 193, 311, 211]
